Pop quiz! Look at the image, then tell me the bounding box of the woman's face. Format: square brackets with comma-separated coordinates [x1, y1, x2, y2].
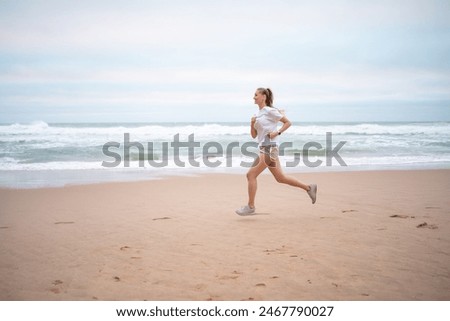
[253, 90, 266, 105]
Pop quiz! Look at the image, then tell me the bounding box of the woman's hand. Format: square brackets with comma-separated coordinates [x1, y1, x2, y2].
[268, 131, 280, 139]
[251, 116, 257, 124]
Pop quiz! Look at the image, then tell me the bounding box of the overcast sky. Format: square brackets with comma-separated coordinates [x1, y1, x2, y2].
[1, 0, 449, 123]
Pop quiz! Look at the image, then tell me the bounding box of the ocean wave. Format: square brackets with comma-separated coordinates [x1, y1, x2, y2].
[288, 123, 450, 136]
[1, 122, 449, 172]
[0, 122, 253, 145]
[0, 161, 105, 171]
[2, 121, 448, 137]
[1, 121, 50, 135]
[2, 154, 450, 171]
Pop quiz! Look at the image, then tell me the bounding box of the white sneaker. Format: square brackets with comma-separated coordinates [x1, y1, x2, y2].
[307, 184, 317, 204]
[235, 205, 255, 216]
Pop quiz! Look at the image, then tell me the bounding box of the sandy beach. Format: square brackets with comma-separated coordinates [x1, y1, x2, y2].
[0, 169, 449, 301]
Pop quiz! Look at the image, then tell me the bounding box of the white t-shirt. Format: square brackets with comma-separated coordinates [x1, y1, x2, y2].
[253, 106, 283, 146]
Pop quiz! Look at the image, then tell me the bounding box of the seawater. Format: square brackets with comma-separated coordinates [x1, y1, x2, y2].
[1, 121, 449, 188]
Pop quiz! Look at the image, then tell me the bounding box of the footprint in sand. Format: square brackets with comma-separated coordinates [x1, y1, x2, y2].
[416, 222, 438, 229]
[255, 283, 266, 287]
[264, 245, 288, 255]
[390, 215, 409, 219]
[152, 217, 171, 221]
[195, 284, 207, 291]
[55, 221, 75, 224]
[120, 246, 142, 259]
[113, 276, 121, 282]
[49, 280, 64, 294]
[341, 209, 358, 213]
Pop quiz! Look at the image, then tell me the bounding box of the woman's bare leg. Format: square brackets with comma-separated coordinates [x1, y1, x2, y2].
[268, 158, 310, 191]
[246, 153, 269, 208]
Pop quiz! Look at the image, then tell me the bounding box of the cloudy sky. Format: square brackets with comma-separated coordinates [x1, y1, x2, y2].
[0, 0, 449, 123]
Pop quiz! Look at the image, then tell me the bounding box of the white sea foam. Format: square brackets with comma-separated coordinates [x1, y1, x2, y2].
[2, 121, 448, 137]
[0, 121, 449, 187]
